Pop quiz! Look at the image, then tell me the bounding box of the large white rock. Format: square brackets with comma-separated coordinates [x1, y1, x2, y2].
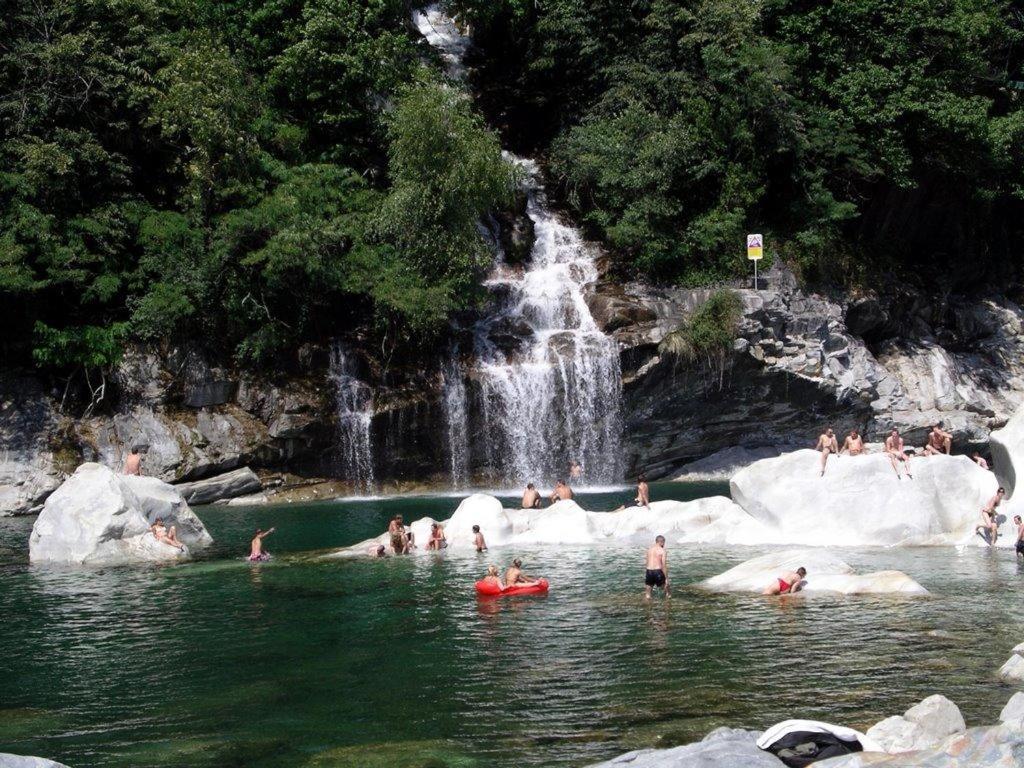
[29, 463, 213, 565]
[999, 692, 1024, 728]
[0, 756, 70, 768]
[990, 406, 1024, 498]
[671, 446, 785, 481]
[999, 654, 1024, 684]
[585, 727, 781, 767]
[815, 724, 1024, 766]
[329, 495, 763, 556]
[730, 450, 998, 547]
[865, 695, 966, 753]
[697, 549, 928, 596]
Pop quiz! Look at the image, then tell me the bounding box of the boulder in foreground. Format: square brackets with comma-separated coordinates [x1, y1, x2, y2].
[697, 549, 928, 595]
[730, 451, 997, 547]
[586, 727, 782, 767]
[29, 463, 212, 565]
[0, 755, 70, 768]
[864, 694, 965, 753]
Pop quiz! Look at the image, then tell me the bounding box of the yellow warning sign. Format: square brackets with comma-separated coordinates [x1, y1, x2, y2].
[747, 233, 763, 260]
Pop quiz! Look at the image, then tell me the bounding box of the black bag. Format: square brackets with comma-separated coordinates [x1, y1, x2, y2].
[763, 729, 864, 768]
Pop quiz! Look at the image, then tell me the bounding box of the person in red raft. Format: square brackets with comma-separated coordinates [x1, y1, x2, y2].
[763, 566, 807, 595]
[504, 558, 542, 588]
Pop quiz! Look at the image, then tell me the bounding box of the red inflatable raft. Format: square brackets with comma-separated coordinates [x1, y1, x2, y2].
[475, 578, 550, 597]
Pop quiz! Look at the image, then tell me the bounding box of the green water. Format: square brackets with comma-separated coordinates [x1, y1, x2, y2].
[2, 482, 1024, 768]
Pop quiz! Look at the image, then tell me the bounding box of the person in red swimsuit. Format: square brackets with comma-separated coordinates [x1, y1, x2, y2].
[763, 567, 807, 595]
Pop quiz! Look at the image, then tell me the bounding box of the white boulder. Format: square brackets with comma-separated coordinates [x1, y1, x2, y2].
[329, 494, 762, 556]
[0, 756, 70, 768]
[999, 654, 1024, 684]
[865, 695, 966, 753]
[671, 446, 785, 481]
[697, 549, 928, 596]
[999, 692, 1024, 728]
[730, 450, 997, 547]
[990, 406, 1024, 497]
[29, 463, 212, 565]
[585, 727, 781, 767]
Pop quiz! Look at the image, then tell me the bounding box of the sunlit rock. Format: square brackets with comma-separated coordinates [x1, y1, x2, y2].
[697, 549, 928, 596]
[730, 450, 997, 547]
[29, 463, 212, 565]
[585, 727, 781, 767]
[0, 755, 70, 768]
[990, 405, 1024, 497]
[865, 695, 966, 753]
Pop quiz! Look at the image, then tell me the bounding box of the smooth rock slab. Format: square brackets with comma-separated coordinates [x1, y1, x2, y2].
[999, 692, 1024, 728]
[0, 755, 70, 768]
[698, 549, 928, 595]
[730, 450, 997, 547]
[174, 466, 261, 505]
[990, 404, 1024, 497]
[29, 463, 212, 565]
[999, 654, 1024, 684]
[585, 727, 783, 767]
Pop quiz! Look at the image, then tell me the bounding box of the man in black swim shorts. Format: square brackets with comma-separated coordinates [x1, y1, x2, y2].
[644, 535, 669, 598]
[1014, 515, 1024, 559]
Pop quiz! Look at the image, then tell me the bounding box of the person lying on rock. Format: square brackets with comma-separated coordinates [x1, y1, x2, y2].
[644, 535, 669, 599]
[150, 518, 185, 551]
[522, 483, 541, 509]
[816, 428, 839, 476]
[481, 565, 504, 590]
[427, 523, 447, 550]
[473, 525, 487, 552]
[840, 429, 865, 456]
[505, 558, 541, 588]
[550, 480, 574, 503]
[1014, 516, 1024, 559]
[884, 428, 913, 479]
[763, 567, 807, 595]
[975, 488, 1005, 545]
[249, 527, 276, 562]
[922, 423, 953, 456]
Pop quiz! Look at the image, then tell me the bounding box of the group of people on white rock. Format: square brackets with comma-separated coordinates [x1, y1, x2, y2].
[814, 422, 963, 479]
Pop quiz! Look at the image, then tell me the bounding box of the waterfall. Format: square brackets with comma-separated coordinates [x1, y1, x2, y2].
[442, 356, 470, 487]
[417, 5, 624, 487]
[329, 342, 375, 492]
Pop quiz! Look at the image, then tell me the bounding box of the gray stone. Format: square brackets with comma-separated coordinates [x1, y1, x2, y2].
[175, 466, 262, 506]
[990, 407, 1024, 498]
[999, 654, 1024, 683]
[863, 695, 966, 756]
[999, 692, 1024, 728]
[815, 724, 1024, 767]
[269, 412, 317, 439]
[184, 379, 236, 408]
[585, 728, 782, 767]
[0, 755, 71, 768]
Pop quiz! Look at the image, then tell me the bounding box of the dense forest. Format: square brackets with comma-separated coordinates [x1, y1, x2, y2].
[1, 0, 1023, 378]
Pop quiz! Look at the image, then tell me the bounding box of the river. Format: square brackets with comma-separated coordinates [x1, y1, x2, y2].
[1, 483, 1023, 767]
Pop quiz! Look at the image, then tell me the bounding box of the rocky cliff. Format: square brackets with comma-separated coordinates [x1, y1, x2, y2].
[592, 264, 1024, 478]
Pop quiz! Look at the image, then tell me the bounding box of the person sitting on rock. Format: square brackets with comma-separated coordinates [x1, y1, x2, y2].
[972, 452, 990, 470]
[151, 518, 184, 551]
[763, 567, 807, 595]
[884, 428, 913, 479]
[840, 429, 865, 456]
[1014, 516, 1024, 559]
[975, 488, 1005, 545]
[427, 523, 447, 550]
[388, 515, 407, 555]
[815, 428, 839, 476]
[481, 565, 504, 590]
[505, 558, 541, 587]
[550, 480, 574, 503]
[372, 544, 387, 558]
[923, 423, 953, 456]
[249, 527, 275, 562]
[522, 483, 541, 509]
[473, 525, 487, 552]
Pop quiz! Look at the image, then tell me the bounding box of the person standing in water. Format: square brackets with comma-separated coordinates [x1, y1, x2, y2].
[644, 535, 669, 598]
[763, 567, 807, 595]
[473, 525, 487, 552]
[427, 523, 447, 550]
[522, 483, 541, 509]
[815, 428, 839, 476]
[249, 527, 276, 561]
[569, 461, 583, 482]
[1014, 516, 1024, 559]
[976, 487, 1005, 545]
[124, 447, 143, 476]
[550, 480, 574, 503]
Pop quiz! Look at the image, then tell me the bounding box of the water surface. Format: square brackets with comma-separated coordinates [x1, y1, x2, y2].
[1, 484, 1022, 767]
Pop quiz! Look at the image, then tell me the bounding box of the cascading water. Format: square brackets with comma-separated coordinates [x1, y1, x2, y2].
[441, 355, 470, 488]
[329, 342, 375, 492]
[415, 5, 623, 486]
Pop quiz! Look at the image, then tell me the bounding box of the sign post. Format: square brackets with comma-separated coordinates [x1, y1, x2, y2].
[746, 233, 763, 291]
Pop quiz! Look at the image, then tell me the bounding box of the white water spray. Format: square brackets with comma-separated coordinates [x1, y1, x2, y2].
[329, 342, 375, 492]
